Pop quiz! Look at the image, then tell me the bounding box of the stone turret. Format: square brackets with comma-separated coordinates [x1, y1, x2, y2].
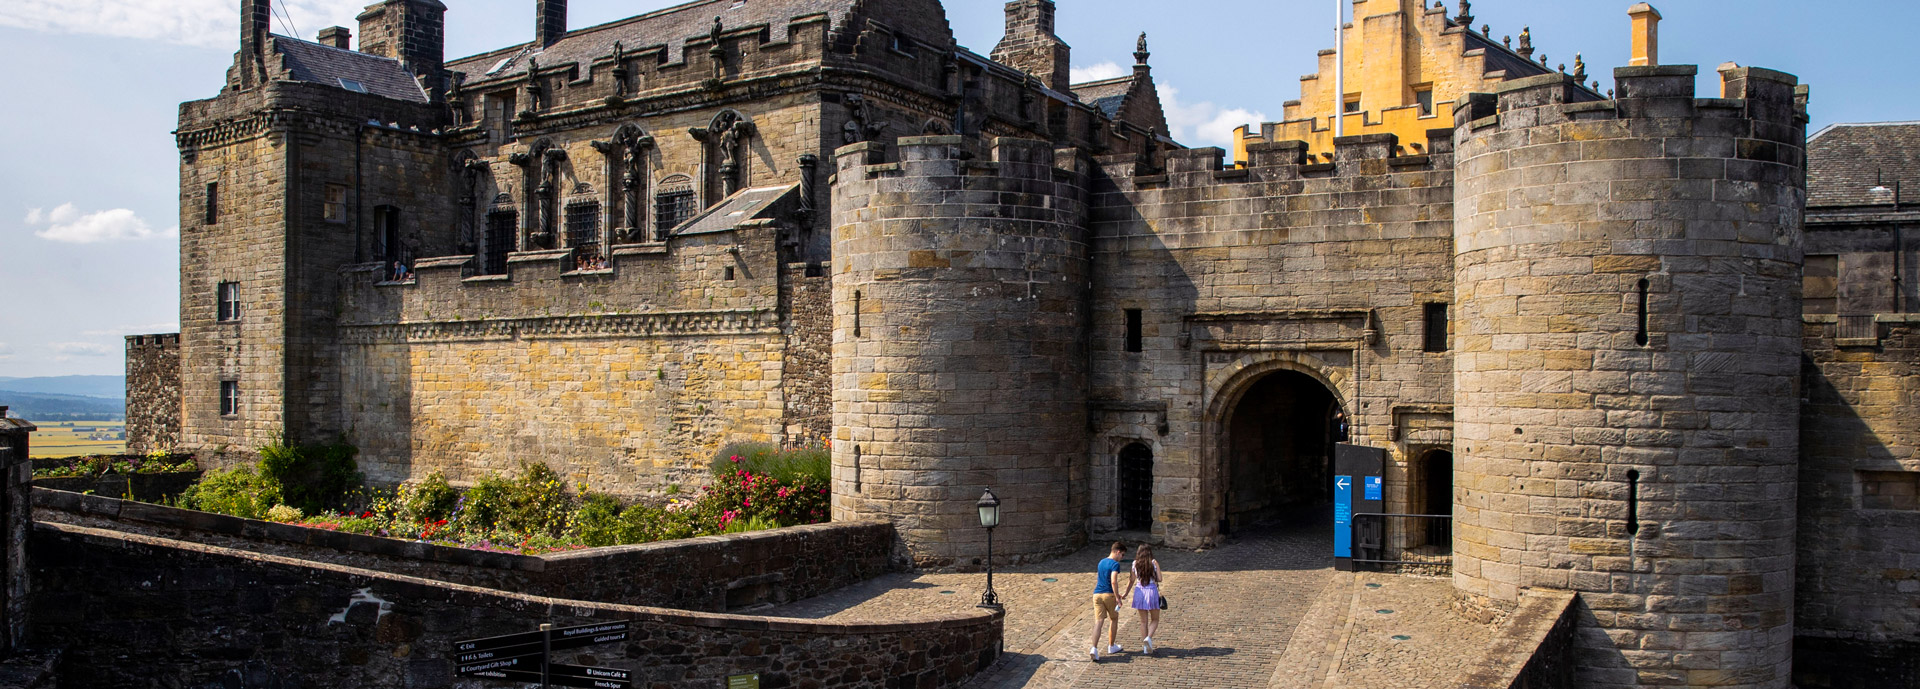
[356, 0, 448, 98]
[1452, 64, 1807, 687]
[830, 136, 1090, 567]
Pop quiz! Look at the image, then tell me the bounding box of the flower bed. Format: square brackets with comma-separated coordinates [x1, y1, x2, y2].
[166, 441, 830, 555]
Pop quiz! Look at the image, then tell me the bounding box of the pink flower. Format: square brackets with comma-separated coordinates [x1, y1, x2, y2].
[730, 455, 742, 463]
[777, 488, 790, 498]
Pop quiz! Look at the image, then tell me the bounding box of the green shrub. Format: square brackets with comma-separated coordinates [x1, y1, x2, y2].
[572, 493, 628, 548]
[396, 472, 459, 524]
[723, 515, 779, 534]
[178, 465, 281, 519]
[713, 442, 830, 487]
[258, 438, 362, 514]
[452, 462, 575, 538]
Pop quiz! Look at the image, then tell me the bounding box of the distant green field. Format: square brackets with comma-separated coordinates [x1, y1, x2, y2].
[30, 420, 127, 458]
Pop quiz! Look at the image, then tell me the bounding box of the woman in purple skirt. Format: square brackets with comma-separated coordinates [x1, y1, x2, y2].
[1128, 544, 1163, 654]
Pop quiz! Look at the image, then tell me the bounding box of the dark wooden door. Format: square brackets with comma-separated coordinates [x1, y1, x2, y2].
[1120, 444, 1153, 531]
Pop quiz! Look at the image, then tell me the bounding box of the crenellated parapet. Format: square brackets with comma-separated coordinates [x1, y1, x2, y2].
[1451, 65, 1807, 688]
[829, 135, 1091, 567]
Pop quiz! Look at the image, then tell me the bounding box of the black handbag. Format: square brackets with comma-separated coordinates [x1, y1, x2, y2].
[1158, 595, 1168, 611]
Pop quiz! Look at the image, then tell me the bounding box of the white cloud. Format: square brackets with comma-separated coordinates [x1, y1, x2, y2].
[51, 342, 113, 358]
[0, 343, 13, 360]
[1158, 84, 1267, 150]
[0, 0, 366, 48]
[1071, 62, 1128, 84]
[26, 204, 177, 244]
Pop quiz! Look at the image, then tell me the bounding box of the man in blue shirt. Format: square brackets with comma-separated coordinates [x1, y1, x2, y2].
[1089, 542, 1131, 661]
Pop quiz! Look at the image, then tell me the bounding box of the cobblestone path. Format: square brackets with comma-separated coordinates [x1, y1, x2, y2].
[770, 517, 1336, 688]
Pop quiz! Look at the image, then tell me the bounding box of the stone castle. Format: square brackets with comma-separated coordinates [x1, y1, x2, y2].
[131, 0, 1920, 685]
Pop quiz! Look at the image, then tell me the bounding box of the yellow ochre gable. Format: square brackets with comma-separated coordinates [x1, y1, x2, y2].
[1234, 0, 1624, 163]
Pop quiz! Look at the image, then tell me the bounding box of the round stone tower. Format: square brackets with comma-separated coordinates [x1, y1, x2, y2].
[829, 136, 1090, 567]
[1453, 65, 1806, 687]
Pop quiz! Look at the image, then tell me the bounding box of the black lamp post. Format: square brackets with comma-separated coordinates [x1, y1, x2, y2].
[977, 488, 1002, 610]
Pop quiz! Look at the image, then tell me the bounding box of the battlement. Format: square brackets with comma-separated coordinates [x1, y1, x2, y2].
[1095, 128, 1452, 195]
[833, 135, 1085, 186]
[1455, 64, 1807, 140]
[125, 333, 180, 349]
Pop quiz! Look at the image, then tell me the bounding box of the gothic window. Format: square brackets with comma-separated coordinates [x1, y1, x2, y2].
[323, 184, 347, 223]
[219, 380, 240, 417]
[482, 209, 517, 276]
[565, 200, 602, 266]
[205, 182, 219, 224]
[655, 176, 696, 237]
[217, 282, 241, 322]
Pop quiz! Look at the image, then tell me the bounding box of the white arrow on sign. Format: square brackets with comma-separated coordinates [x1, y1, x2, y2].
[1335, 477, 1351, 490]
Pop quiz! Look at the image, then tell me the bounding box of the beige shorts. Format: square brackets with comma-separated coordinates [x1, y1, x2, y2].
[1093, 593, 1122, 621]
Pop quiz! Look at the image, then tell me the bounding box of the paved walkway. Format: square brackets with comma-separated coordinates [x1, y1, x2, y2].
[770, 518, 1334, 688]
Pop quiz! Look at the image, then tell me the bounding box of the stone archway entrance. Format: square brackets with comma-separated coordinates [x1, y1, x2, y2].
[1224, 370, 1343, 531]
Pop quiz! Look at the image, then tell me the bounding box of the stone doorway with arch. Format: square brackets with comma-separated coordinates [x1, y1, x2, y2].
[1217, 369, 1346, 533]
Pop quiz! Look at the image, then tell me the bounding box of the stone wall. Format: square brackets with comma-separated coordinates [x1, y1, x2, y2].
[124, 333, 181, 455]
[1452, 66, 1806, 688]
[30, 521, 1000, 689]
[830, 136, 1091, 567]
[1794, 314, 1920, 688]
[780, 262, 833, 445]
[36, 486, 898, 612]
[1085, 132, 1458, 546]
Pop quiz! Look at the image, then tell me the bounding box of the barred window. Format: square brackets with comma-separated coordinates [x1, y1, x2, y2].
[482, 210, 517, 276]
[219, 380, 240, 416]
[217, 282, 241, 322]
[565, 200, 602, 265]
[655, 176, 696, 236]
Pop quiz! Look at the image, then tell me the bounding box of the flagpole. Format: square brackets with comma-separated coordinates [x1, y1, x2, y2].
[1334, 0, 1345, 139]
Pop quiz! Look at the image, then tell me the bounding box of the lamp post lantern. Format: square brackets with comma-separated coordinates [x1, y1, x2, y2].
[977, 488, 1002, 610]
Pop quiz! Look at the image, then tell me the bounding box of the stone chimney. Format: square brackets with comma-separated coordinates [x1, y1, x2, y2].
[537, 0, 568, 47]
[356, 0, 448, 97]
[991, 0, 1072, 93]
[1628, 3, 1661, 67]
[238, 0, 272, 88]
[319, 26, 352, 49]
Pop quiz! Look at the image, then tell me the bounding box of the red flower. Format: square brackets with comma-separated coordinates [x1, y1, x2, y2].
[730, 455, 742, 463]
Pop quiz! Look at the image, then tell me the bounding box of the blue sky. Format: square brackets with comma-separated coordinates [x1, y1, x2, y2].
[0, 0, 1912, 377]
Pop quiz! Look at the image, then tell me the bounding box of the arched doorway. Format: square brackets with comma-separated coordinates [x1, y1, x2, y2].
[1119, 443, 1154, 531]
[1419, 449, 1454, 549]
[1224, 370, 1343, 530]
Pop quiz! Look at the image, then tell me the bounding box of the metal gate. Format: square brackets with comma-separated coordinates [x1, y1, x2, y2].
[1120, 443, 1153, 530]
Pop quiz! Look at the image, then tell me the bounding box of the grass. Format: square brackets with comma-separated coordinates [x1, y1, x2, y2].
[29, 420, 127, 458]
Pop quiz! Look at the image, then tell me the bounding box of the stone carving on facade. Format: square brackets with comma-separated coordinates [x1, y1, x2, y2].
[841, 94, 888, 145]
[520, 56, 544, 118]
[610, 41, 631, 97]
[691, 110, 755, 198]
[1135, 33, 1150, 65]
[1516, 26, 1533, 58]
[1454, 0, 1472, 28]
[455, 153, 488, 254]
[708, 17, 726, 81]
[513, 141, 566, 249]
[593, 125, 655, 243]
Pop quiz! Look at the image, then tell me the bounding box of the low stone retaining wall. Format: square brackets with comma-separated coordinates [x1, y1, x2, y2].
[1457, 588, 1578, 689]
[33, 488, 898, 612]
[32, 471, 200, 503]
[31, 522, 1001, 689]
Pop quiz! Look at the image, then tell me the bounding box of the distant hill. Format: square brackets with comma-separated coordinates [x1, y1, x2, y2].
[0, 391, 125, 421]
[0, 375, 125, 399]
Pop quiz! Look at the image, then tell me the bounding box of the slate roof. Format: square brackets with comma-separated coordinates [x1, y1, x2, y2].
[673, 185, 798, 236]
[273, 36, 428, 103]
[448, 0, 860, 86]
[1808, 122, 1920, 209]
[1071, 75, 1135, 119]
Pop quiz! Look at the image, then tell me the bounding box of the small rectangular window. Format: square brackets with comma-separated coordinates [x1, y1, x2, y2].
[1415, 88, 1435, 117]
[217, 281, 241, 322]
[219, 381, 240, 416]
[724, 265, 736, 281]
[205, 182, 219, 224]
[565, 201, 602, 264]
[323, 184, 348, 223]
[1423, 303, 1449, 352]
[338, 78, 368, 93]
[1125, 309, 1144, 353]
[482, 210, 518, 275]
[1343, 98, 1361, 114]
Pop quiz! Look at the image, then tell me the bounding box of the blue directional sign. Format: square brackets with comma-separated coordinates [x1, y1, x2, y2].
[1364, 475, 1382, 501]
[1333, 475, 1353, 558]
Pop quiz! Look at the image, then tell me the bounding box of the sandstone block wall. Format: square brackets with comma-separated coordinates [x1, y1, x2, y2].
[1793, 314, 1920, 687]
[830, 136, 1090, 567]
[1086, 133, 1458, 546]
[31, 521, 999, 689]
[1452, 67, 1806, 688]
[124, 334, 181, 456]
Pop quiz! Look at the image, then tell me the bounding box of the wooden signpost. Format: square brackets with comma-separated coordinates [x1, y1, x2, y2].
[453, 622, 633, 688]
